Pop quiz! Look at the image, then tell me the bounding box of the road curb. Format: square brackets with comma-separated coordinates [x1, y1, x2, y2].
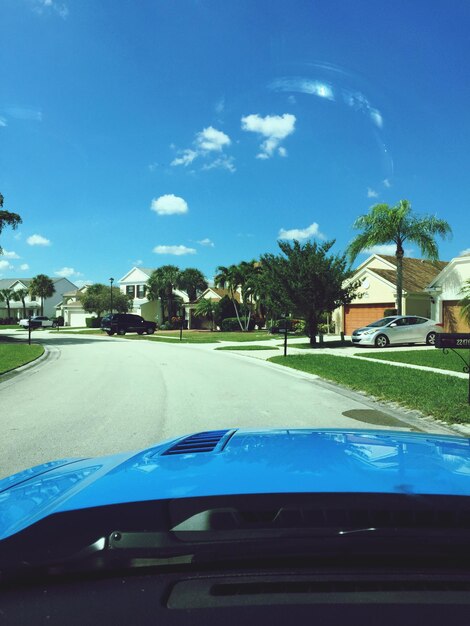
[0, 343, 51, 382]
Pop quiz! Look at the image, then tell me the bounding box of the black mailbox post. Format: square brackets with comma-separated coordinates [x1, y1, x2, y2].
[435, 333, 470, 404]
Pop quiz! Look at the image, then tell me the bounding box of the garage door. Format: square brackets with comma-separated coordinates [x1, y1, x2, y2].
[442, 300, 470, 333]
[344, 303, 395, 335]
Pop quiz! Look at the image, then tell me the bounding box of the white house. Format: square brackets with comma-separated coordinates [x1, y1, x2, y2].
[55, 286, 90, 327]
[426, 254, 470, 332]
[118, 267, 189, 323]
[0, 277, 77, 320]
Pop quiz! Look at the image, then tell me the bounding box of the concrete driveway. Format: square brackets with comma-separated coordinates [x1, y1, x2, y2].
[0, 331, 456, 479]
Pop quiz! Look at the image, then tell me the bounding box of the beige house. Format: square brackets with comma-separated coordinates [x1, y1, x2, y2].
[426, 254, 470, 332]
[184, 287, 241, 329]
[55, 286, 89, 326]
[335, 255, 448, 335]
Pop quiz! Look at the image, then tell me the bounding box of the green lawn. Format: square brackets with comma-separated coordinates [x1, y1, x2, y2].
[357, 349, 470, 374]
[0, 325, 21, 330]
[74, 329, 275, 342]
[215, 344, 279, 351]
[0, 343, 45, 374]
[269, 353, 470, 424]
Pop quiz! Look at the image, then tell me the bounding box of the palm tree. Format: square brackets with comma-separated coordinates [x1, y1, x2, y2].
[177, 268, 208, 302]
[193, 298, 219, 331]
[459, 280, 470, 327]
[12, 288, 29, 318]
[0, 288, 14, 320]
[146, 269, 167, 323]
[29, 274, 56, 316]
[147, 265, 181, 323]
[214, 264, 244, 329]
[0, 192, 22, 255]
[346, 200, 451, 315]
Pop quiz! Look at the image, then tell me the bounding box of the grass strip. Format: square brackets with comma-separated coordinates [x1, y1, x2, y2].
[269, 353, 470, 424]
[215, 345, 279, 351]
[356, 349, 470, 374]
[124, 335, 219, 344]
[0, 343, 45, 374]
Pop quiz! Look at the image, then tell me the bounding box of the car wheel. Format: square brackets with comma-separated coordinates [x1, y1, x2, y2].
[106, 331, 114, 336]
[118, 329, 126, 335]
[147, 328, 155, 335]
[374, 334, 389, 348]
[137, 330, 144, 335]
[426, 331, 436, 346]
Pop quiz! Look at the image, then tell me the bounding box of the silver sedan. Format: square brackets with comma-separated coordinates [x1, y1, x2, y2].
[351, 315, 443, 348]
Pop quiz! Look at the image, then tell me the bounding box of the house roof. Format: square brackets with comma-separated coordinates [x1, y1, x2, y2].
[369, 257, 448, 292]
[0, 278, 31, 289]
[199, 287, 241, 302]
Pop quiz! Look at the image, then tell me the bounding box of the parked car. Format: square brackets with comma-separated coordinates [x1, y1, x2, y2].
[18, 316, 58, 329]
[101, 313, 156, 336]
[351, 315, 443, 347]
[2, 428, 470, 623]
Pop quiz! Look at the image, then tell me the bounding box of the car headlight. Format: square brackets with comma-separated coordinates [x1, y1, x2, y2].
[361, 329, 376, 336]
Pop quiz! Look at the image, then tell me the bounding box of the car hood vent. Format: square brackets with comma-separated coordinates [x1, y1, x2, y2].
[162, 430, 230, 456]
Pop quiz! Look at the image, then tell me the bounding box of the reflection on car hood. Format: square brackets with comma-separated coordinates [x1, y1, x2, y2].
[1, 429, 470, 540]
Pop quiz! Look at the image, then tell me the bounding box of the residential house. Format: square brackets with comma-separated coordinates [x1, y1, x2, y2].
[118, 267, 189, 323]
[426, 254, 470, 332]
[55, 286, 89, 327]
[184, 287, 241, 329]
[334, 255, 448, 335]
[0, 277, 77, 320]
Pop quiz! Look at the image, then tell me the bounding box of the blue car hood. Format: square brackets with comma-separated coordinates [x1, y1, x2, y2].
[1, 428, 470, 540]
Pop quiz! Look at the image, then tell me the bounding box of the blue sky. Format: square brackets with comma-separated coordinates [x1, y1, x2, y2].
[0, 0, 469, 287]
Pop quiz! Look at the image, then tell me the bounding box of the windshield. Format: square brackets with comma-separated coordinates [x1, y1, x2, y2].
[1, 0, 470, 594]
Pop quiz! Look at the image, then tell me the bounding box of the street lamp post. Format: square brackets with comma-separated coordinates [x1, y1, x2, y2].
[110, 278, 114, 315]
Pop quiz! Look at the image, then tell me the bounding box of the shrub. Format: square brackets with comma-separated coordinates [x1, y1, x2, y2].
[85, 317, 102, 328]
[220, 317, 255, 332]
[56, 315, 64, 327]
[159, 322, 172, 331]
[292, 319, 306, 334]
[384, 308, 397, 317]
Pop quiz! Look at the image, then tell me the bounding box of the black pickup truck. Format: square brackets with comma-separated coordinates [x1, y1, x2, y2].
[101, 313, 156, 336]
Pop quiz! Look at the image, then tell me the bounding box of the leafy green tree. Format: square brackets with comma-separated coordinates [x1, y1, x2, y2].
[459, 279, 470, 327]
[147, 265, 181, 322]
[0, 288, 15, 320]
[214, 264, 243, 329]
[261, 240, 359, 346]
[80, 283, 130, 317]
[0, 193, 22, 255]
[29, 274, 56, 316]
[12, 288, 29, 318]
[177, 268, 208, 302]
[346, 200, 451, 315]
[193, 298, 220, 331]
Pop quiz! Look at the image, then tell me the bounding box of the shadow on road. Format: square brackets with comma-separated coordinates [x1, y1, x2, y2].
[13, 335, 121, 346]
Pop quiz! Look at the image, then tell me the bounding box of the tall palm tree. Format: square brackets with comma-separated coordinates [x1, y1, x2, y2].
[146, 269, 167, 323]
[0, 288, 14, 320]
[147, 265, 181, 322]
[177, 268, 208, 302]
[193, 298, 219, 331]
[12, 287, 29, 318]
[214, 264, 244, 329]
[29, 274, 56, 316]
[0, 192, 22, 255]
[346, 200, 451, 315]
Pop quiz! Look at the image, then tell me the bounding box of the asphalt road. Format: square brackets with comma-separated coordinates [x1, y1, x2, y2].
[0, 332, 454, 478]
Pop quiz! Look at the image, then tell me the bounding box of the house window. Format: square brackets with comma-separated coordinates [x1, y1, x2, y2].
[126, 285, 135, 298]
[137, 285, 146, 298]
[30, 295, 37, 301]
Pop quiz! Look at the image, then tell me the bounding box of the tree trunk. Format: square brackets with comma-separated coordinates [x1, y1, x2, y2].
[22, 299, 26, 318]
[40, 296, 44, 316]
[231, 290, 244, 331]
[6, 299, 11, 320]
[396, 247, 404, 315]
[307, 316, 318, 347]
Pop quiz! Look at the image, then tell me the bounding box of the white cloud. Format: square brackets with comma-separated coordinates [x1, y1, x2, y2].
[153, 245, 196, 256]
[0, 260, 13, 270]
[55, 267, 82, 278]
[215, 97, 225, 114]
[171, 126, 233, 171]
[33, 0, 69, 18]
[19, 263, 30, 271]
[383, 178, 391, 188]
[370, 108, 383, 128]
[271, 78, 334, 101]
[367, 187, 379, 198]
[5, 107, 42, 122]
[197, 238, 215, 247]
[171, 149, 198, 167]
[27, 234, 51, 246]
[278, 147, 287, 157]
[1, 250, 20, 259]
[459, 248, 470, 257]
[278, 222, 325, 241]
[150, 194, 188, 216]
[363, 244, 397, 255]
[201, 155, 236, 172]
[132, 259, 143, 266]
[241, 113, 296, 158]
[195, 126, 231, 152]
[0, 116, 7, 127]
